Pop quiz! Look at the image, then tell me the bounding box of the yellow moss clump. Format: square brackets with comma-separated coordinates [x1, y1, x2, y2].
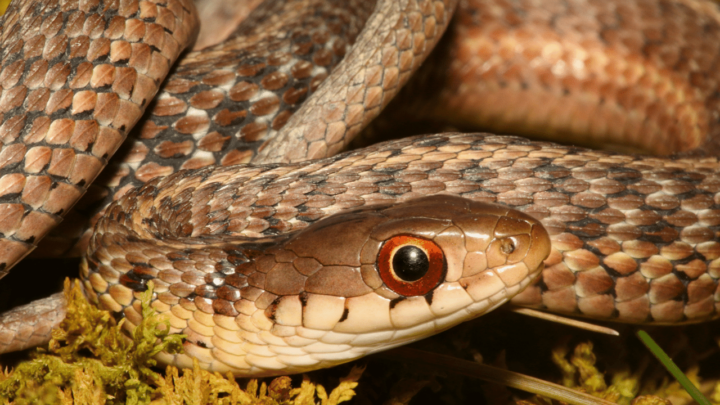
[543, 341, 720, 405]
[153, 363, 362, 405]
[0, 279, 361, 405]
[551, 342, 638, 404]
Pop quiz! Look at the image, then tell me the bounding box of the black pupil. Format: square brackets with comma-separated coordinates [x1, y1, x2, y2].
[392, 245, 429, 282]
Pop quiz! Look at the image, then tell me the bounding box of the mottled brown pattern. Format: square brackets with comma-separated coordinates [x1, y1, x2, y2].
[0, 292, 65, 352]
[82, 131, 720, 330]
[38, 0, 383, 256]
[255, 0, 457, 163]
[0, 0, 198, 273]
[387, 0, 720, 156]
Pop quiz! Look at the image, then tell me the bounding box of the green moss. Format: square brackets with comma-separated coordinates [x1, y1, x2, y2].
[0, 280, 361, 405]
[551, 342, 635, 403]
[151, 359, 362, 405]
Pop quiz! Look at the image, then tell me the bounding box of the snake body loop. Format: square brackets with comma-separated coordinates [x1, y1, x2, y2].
[1, 0, 720, 377]
[0, 0, 199, 272]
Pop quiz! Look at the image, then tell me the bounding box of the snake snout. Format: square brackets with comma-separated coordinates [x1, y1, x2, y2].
[445, 200, 551, 314]
[485, 210, 551, 289]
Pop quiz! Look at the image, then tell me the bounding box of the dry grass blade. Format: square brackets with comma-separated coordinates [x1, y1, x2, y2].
[506, 308, 620, 336]
[382, 347, 618, 405]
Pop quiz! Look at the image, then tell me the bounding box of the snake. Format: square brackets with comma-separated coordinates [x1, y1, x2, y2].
[0, 0, 718, 377]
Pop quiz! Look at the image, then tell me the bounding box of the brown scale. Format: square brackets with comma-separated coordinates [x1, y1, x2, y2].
[0, 0, 198, 274]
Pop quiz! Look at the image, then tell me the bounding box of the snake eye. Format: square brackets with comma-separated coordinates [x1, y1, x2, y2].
[377, 235, 445, 296]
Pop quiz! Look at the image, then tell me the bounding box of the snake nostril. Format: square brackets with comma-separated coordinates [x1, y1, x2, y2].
[500, 238, 515, 255]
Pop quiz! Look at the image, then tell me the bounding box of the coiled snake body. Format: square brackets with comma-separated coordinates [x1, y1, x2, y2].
[0, 0, 720, 376]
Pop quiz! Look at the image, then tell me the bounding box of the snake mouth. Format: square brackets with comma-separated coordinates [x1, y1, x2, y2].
[333, 259, 550, 361]
[372, 255, 549, 348]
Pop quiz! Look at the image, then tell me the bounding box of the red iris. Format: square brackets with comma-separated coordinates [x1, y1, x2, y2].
[377, 235, 445, 296]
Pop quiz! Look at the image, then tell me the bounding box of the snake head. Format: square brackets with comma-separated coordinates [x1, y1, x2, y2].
[92, 193, 549, 376]
[171, 194, 548, 375]
[278, 195, 550, 356]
